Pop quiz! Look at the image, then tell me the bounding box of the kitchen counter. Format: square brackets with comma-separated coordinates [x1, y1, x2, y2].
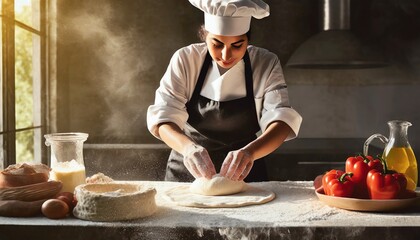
[1, 181, 420, 240]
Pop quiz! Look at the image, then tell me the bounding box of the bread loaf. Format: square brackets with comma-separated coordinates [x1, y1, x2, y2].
[0, 163, 50, 188]
[0, 199, 46, 217]
[0, 181, 62, 201]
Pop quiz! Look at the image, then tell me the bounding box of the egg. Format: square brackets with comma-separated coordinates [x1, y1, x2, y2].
[55, 192, 76, 210]
[41, 199, 69, 219]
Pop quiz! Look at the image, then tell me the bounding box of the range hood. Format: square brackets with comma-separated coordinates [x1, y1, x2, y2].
[286, 0, 388, 69]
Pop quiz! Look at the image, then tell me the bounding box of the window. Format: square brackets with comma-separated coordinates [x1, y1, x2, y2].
[1, 0, 47, 169]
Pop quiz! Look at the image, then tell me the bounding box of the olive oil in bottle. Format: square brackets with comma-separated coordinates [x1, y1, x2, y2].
[384, 146, 418, 191]
[364, 120, 418, 191]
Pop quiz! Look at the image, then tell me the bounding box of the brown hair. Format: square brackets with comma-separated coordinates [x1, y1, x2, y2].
[197, 24, 252, 42]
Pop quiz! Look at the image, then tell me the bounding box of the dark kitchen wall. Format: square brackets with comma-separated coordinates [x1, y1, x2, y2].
[55, 0, 420, 151]
[55, 0, 203, 143]
[54, 0, 317, 143]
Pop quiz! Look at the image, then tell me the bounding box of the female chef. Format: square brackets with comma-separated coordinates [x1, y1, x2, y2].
[147, 0, 302, 182]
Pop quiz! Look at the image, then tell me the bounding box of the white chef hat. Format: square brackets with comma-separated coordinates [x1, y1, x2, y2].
[189, 0, 270, 36]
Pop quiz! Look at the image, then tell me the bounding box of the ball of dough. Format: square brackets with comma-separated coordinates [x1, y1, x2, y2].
[190, 174, 246, 196]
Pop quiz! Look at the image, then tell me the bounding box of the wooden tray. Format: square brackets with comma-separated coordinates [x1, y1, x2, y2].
[315, 187, 420, 212]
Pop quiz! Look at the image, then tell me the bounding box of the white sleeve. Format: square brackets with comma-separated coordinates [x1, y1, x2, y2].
[259, 90, 303, 141]
[147, 50, 190, 139]
[257, 53, 302, 140]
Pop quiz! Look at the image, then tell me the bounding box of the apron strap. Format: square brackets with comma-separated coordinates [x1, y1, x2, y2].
[189, 52, 212, 103]
[243, 51, 259, 125]
[243, 51, 254, 99]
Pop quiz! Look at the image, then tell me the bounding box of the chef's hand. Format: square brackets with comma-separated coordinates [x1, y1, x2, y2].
[182, 144, 216, 179]
[220, 149, 254, 181]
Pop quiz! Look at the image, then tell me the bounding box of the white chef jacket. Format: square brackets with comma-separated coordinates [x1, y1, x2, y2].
[147, 43, 302, 140]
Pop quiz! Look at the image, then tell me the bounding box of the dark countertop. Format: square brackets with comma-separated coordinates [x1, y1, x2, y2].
[1, 181, 420, 240]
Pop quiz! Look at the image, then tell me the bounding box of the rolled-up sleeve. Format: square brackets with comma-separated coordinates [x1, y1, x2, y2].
[259, 89, 302, 140]
[147, 50, 191, 139]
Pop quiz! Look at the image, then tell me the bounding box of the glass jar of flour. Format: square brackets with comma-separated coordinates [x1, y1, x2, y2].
[45, 132, 88, 193]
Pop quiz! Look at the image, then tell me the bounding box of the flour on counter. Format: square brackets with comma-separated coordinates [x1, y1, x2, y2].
[145, 181, 378, 230]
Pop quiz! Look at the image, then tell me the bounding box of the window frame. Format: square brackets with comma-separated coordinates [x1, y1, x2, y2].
[1, 0, 48, 168]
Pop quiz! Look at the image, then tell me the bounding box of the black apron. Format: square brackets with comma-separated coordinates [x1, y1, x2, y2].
[165, 51, 268, 182]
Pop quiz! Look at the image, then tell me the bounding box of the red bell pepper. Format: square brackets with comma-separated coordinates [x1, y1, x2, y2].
[322, 170, 355, 197]
[366, 157, 407, 199]
[322, 169, 344, 195]
[345, 154, 383, 198]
